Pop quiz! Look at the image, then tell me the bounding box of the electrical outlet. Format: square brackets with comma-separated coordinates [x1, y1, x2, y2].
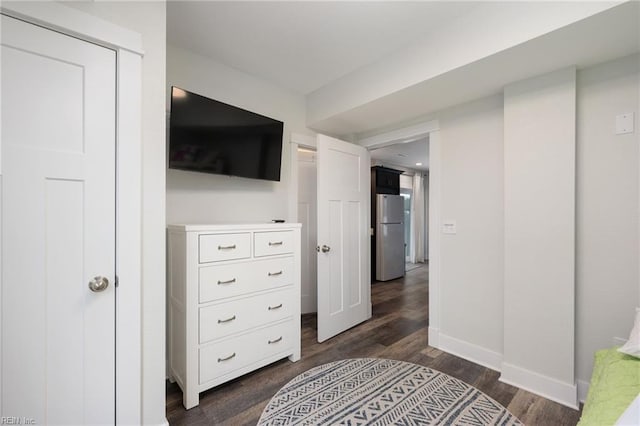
[613, 337, 627, 346]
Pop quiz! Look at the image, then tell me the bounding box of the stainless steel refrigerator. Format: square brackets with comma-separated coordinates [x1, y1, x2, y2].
[376, 194, 405, 281]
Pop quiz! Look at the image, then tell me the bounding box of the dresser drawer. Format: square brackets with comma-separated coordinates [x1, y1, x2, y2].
[254, 230, 293, 257]
[199, 320, 293, 384]
[199, 233, 251, 263]
[199, 288, 294, 343]
[199, 257, 293, 303]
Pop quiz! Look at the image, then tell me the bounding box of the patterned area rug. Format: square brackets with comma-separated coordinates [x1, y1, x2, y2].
[258, 358, 523, 425]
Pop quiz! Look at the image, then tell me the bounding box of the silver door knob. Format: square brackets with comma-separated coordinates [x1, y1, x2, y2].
[321, 245, 331, 253]
[88, 276, 109, 292]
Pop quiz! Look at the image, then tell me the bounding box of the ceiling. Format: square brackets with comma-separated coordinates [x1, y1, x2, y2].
[167, 1, 639, 138]
[370, 138, 429, 172]
[167, 1, 478, 95]
[322, 1, 640, 136]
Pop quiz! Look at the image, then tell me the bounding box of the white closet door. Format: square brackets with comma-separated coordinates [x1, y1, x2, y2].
[1, 15, 116, 425]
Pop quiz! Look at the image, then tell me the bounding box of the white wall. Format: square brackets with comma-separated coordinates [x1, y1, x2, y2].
[438, 95, 504, 367]
[431, 56, 639, 408]
[62, 2, 167, 424]
[166, 45, 310, 225]
[503, 68, 577, 407]
[575, 54, 639, 393]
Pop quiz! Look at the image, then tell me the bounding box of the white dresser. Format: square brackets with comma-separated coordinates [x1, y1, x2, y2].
[167, 223, 302, 409]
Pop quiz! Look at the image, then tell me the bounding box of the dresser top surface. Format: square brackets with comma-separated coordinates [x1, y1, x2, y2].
[168, 223, 302, 232]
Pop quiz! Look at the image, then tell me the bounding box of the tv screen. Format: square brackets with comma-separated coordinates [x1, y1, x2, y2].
[169, 86, 284, 181]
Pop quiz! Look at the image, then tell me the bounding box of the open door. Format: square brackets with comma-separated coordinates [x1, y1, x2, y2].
[316, 134, 371, 342]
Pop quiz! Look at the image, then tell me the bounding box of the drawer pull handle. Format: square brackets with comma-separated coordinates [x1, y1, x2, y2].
[268, 336, 283, 344]
[268, 271, 283, 277]
[268, 304, 283, 311]
[218, 352, 236, 362]
[218, 315, 236, 324]
[268, 241, 283, 246]
[217, 278, 236, 285]
[218, 244, 236, 250]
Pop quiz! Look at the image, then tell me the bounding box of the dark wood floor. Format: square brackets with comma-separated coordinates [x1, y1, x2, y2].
[166, 264, 582, 425]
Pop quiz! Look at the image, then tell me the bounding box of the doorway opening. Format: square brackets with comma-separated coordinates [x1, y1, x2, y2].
[369, 136, 430, 276]
[296, 147, 318, 315]
[290, 129, 435, 346]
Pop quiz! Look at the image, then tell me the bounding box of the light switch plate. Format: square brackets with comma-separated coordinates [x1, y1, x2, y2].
[615, 112, 634, 135]
[442, 220, 457, 234]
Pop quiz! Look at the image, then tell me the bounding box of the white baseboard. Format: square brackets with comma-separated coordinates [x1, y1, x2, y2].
[428, 326, 440, 348]
[500, 362, 578, 409]
[439, 332, 503, 371]
[428, 330, 581, 409]
[577, 379, 590, 404]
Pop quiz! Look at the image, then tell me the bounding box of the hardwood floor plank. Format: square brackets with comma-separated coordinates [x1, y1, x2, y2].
[166, 264, 582, 425]
[428, 348, 486, 385]
[471, 369, 518, 409]
[508, 389, 582, 426]
[222, 400, 269, 426]
[375, 328, 428, 360]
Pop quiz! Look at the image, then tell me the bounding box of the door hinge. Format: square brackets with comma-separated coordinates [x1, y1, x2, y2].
[115, 275, 119, 288]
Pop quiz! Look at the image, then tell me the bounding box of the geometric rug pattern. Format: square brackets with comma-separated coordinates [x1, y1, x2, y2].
[258, 358, 523, 426]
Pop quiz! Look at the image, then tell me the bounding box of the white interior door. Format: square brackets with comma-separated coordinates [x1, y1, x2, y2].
[316, 134, 371, 342]
[298, 148, 318, 314]
[1, 15, 116, 424]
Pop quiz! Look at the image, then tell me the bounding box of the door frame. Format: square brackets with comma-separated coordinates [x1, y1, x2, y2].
[357, 119, 442, 348]
[290, 120, 442, 349]
[0, 3, 144, 424]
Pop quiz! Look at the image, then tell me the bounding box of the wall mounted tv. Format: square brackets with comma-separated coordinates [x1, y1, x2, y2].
[169, 86, 284, 181]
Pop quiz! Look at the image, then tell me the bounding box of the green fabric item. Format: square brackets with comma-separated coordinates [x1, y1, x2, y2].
[578, 347, 640, 426]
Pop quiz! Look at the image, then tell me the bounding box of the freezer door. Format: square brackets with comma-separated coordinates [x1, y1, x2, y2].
[376, 223, 405, 281]
[377, 194, 404, 224]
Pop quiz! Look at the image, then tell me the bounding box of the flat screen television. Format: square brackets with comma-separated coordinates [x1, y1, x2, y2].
[168, 86, 284, 181]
